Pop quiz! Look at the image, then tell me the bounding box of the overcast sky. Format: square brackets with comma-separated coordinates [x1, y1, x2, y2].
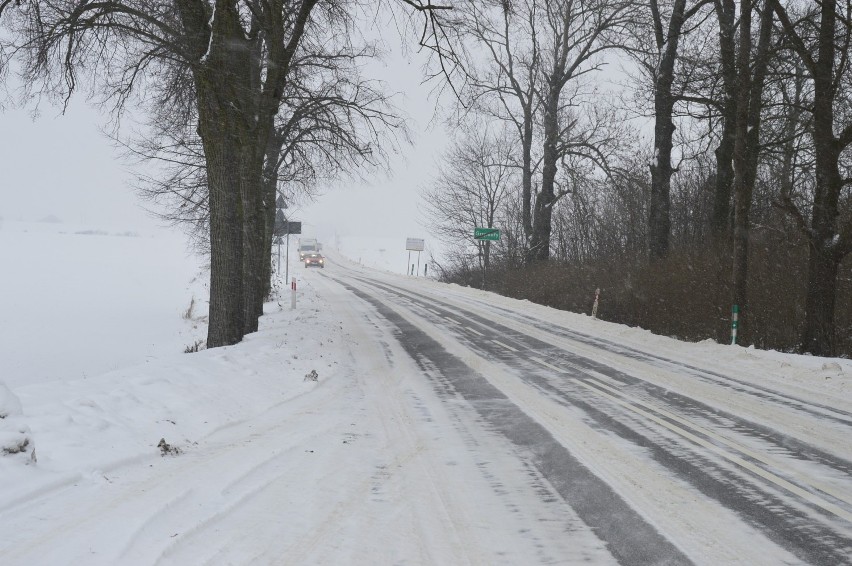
[0, 99, 163, 231]
[0, 18, 450, 261]
[295, 33, 451, 249]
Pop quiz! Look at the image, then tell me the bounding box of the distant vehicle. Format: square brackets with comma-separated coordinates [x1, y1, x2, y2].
[304, 253, 325, 268]
[298, 238, 319, 260]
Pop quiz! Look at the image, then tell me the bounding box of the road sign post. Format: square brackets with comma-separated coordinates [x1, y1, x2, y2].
[274, 210, 301, 288]
[406, 238, 425, 276]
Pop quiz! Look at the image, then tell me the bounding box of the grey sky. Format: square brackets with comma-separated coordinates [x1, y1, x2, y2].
[1, 20, 450, 258]
[275, 25, 451, 252]
[0, 99, 163, 230]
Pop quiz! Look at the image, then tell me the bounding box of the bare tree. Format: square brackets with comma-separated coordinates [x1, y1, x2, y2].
[6, 0, 323, 346]
[455, 0, 541, 249]
[729, 0, 774, 343]
[130, 36, 406, 303]
[550, 141, 650, 263]
[421, 123, 516, 286]
[634, 0, 713, 259]
[455, 0, 634, 263]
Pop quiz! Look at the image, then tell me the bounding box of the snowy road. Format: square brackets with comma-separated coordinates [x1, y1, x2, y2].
[2, 254, 851, 565]
[320, 256, 852, 565]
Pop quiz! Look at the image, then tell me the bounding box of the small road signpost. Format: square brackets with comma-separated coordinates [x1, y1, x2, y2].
[406, 238, 425, 276]
[474, 227, 501, 241]
[273, 201, 301, 284]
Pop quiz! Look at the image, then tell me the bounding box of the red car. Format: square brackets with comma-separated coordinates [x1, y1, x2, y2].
[304, 253, 325, 268]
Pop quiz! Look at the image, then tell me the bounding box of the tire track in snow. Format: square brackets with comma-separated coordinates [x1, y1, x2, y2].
[427, 284, 852, 426]
[336, 271, 852, 565]
[334, 277, 693, 566]
[309, 272, 611, 565]
[357, 275, 852, 477]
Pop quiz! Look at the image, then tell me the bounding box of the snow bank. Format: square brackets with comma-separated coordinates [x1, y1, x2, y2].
[0, 383, 35, 463]
[0, 270, 334, 511]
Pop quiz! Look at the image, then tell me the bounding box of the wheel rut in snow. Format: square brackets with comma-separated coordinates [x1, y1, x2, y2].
[339, 280, 693, 566]
[424, 286, 852, 426]
[338, 274, 852, 565]
[357, 276, 852, 476]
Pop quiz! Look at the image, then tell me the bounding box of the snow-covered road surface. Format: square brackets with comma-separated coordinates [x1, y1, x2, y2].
[2, 253, 850, 565]
[325, 257, 852, 565]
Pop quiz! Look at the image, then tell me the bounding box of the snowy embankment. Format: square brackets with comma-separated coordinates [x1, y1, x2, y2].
[0, 277, 334, 511]
[4, 235, 848, 511]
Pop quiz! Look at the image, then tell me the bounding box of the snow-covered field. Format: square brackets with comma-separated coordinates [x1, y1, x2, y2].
[1, 219, 207, 388]
[1, 220, 850, 565]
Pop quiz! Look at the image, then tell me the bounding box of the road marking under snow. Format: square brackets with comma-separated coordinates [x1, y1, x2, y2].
[532, 357, 565, 373]
[466, 327, 484, 337]
[573, 377, 852, 522]
[492, 340, 518, 352]
[444, 317, 461, 325]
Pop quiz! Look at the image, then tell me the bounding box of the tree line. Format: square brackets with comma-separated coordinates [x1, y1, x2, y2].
[421, 0, 852, 357]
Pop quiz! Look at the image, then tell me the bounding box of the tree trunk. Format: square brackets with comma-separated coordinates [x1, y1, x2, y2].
[179, 0, 256, 347]
[260, 139, 280, 302]
[529, 92, 559, 263]
[241, 148, 266, 334]
[712, 121, 735, 235]
[197, 91, 246, 348]
[802, 244, 841, 356]
[711, 0, 737, 237]
[648, 0, 688, 260]
[772, 0, 846, 356]
[520, 108, 534, 244]
[730, 0, 754, 341]
[648, 105, 674, 260]
[801, 129, 843, 355]
[730, 0, 773, 345]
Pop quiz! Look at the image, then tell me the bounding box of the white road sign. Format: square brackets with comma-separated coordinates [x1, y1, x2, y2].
[406, 238, 425, 251]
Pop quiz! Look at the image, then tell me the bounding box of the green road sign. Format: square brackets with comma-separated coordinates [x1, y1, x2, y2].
[474, 227, 501, 241]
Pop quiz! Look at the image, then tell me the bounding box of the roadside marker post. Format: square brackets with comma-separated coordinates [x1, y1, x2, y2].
[291, 277, 297, 310]
[731, 305, 739, 345]
[592, 288, 600, 319]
